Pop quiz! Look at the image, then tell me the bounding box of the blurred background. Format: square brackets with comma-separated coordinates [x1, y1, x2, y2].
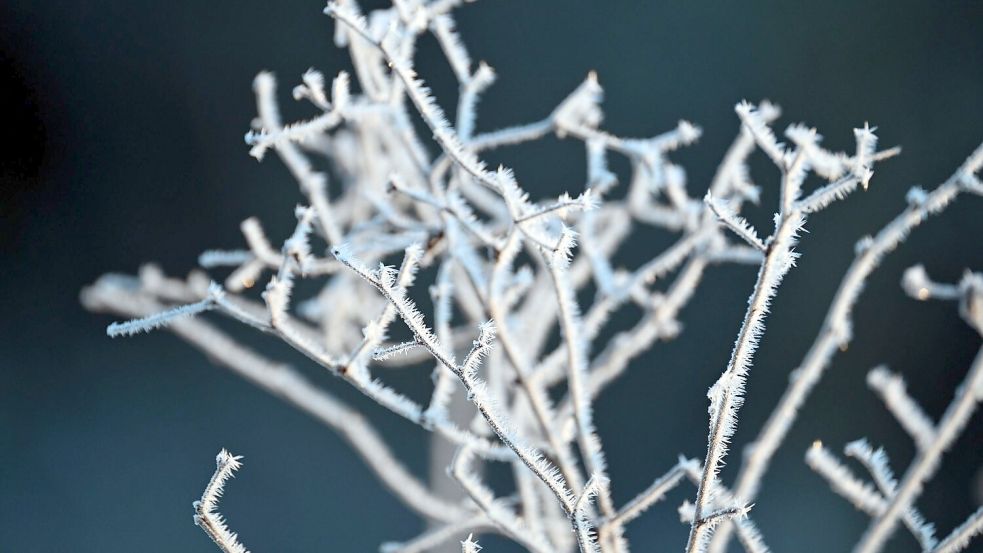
[2, 1, 982, 551]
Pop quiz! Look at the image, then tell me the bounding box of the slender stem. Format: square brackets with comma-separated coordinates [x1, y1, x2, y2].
[686, 205, 804, 553]
[547, 259, 622, 552]
[603, 458, 695, 530]
[488, 234, 586, 494]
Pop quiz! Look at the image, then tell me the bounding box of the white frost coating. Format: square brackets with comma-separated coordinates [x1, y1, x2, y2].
[573, 475, 606, 553]
[705, 192, 765, 251]
[461, 533, 483, 553]
[106, 294, 216, 337]
[806, 442, 887, 514]
[81, 2, 983, 552]
[735, 101, 787, 168]
[107, 282, 226, 337]
[932, 506, 983, 553]
[193, 450, 250, 553]
[844, 440, 937, 550]
[547, 257, 619, 550]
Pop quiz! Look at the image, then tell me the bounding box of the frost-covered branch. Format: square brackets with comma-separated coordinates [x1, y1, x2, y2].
[604, 457, 698, 530]
[844, 440, 937, 550]
[106, 286, 220, 337]
[807, 441, 890, 514]
[866, 366, 936, 451]
[709, 141, 983, 553]
[82, 275, 468, 523]
[855, 345, 983, 553]
[82, 2, 983, 552]
[451, 447, 553, 553]
[193, 450, 250, 553]
[688, 104, 815, 553]
[931, 507, 983, 553]
[573, 475, 606, 553]
[705, 192, 765, 252]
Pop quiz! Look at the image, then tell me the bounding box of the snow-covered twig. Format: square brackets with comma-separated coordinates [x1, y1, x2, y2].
[193, 450, 250, 553]
[931, 506, 983, 553]
[866, 366, 936, 451]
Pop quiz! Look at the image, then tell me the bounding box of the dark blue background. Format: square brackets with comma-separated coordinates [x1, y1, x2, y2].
[2, 1, 982, 551]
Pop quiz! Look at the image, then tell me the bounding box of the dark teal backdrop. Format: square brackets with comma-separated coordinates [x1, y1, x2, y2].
[1, 1, 982, 551]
